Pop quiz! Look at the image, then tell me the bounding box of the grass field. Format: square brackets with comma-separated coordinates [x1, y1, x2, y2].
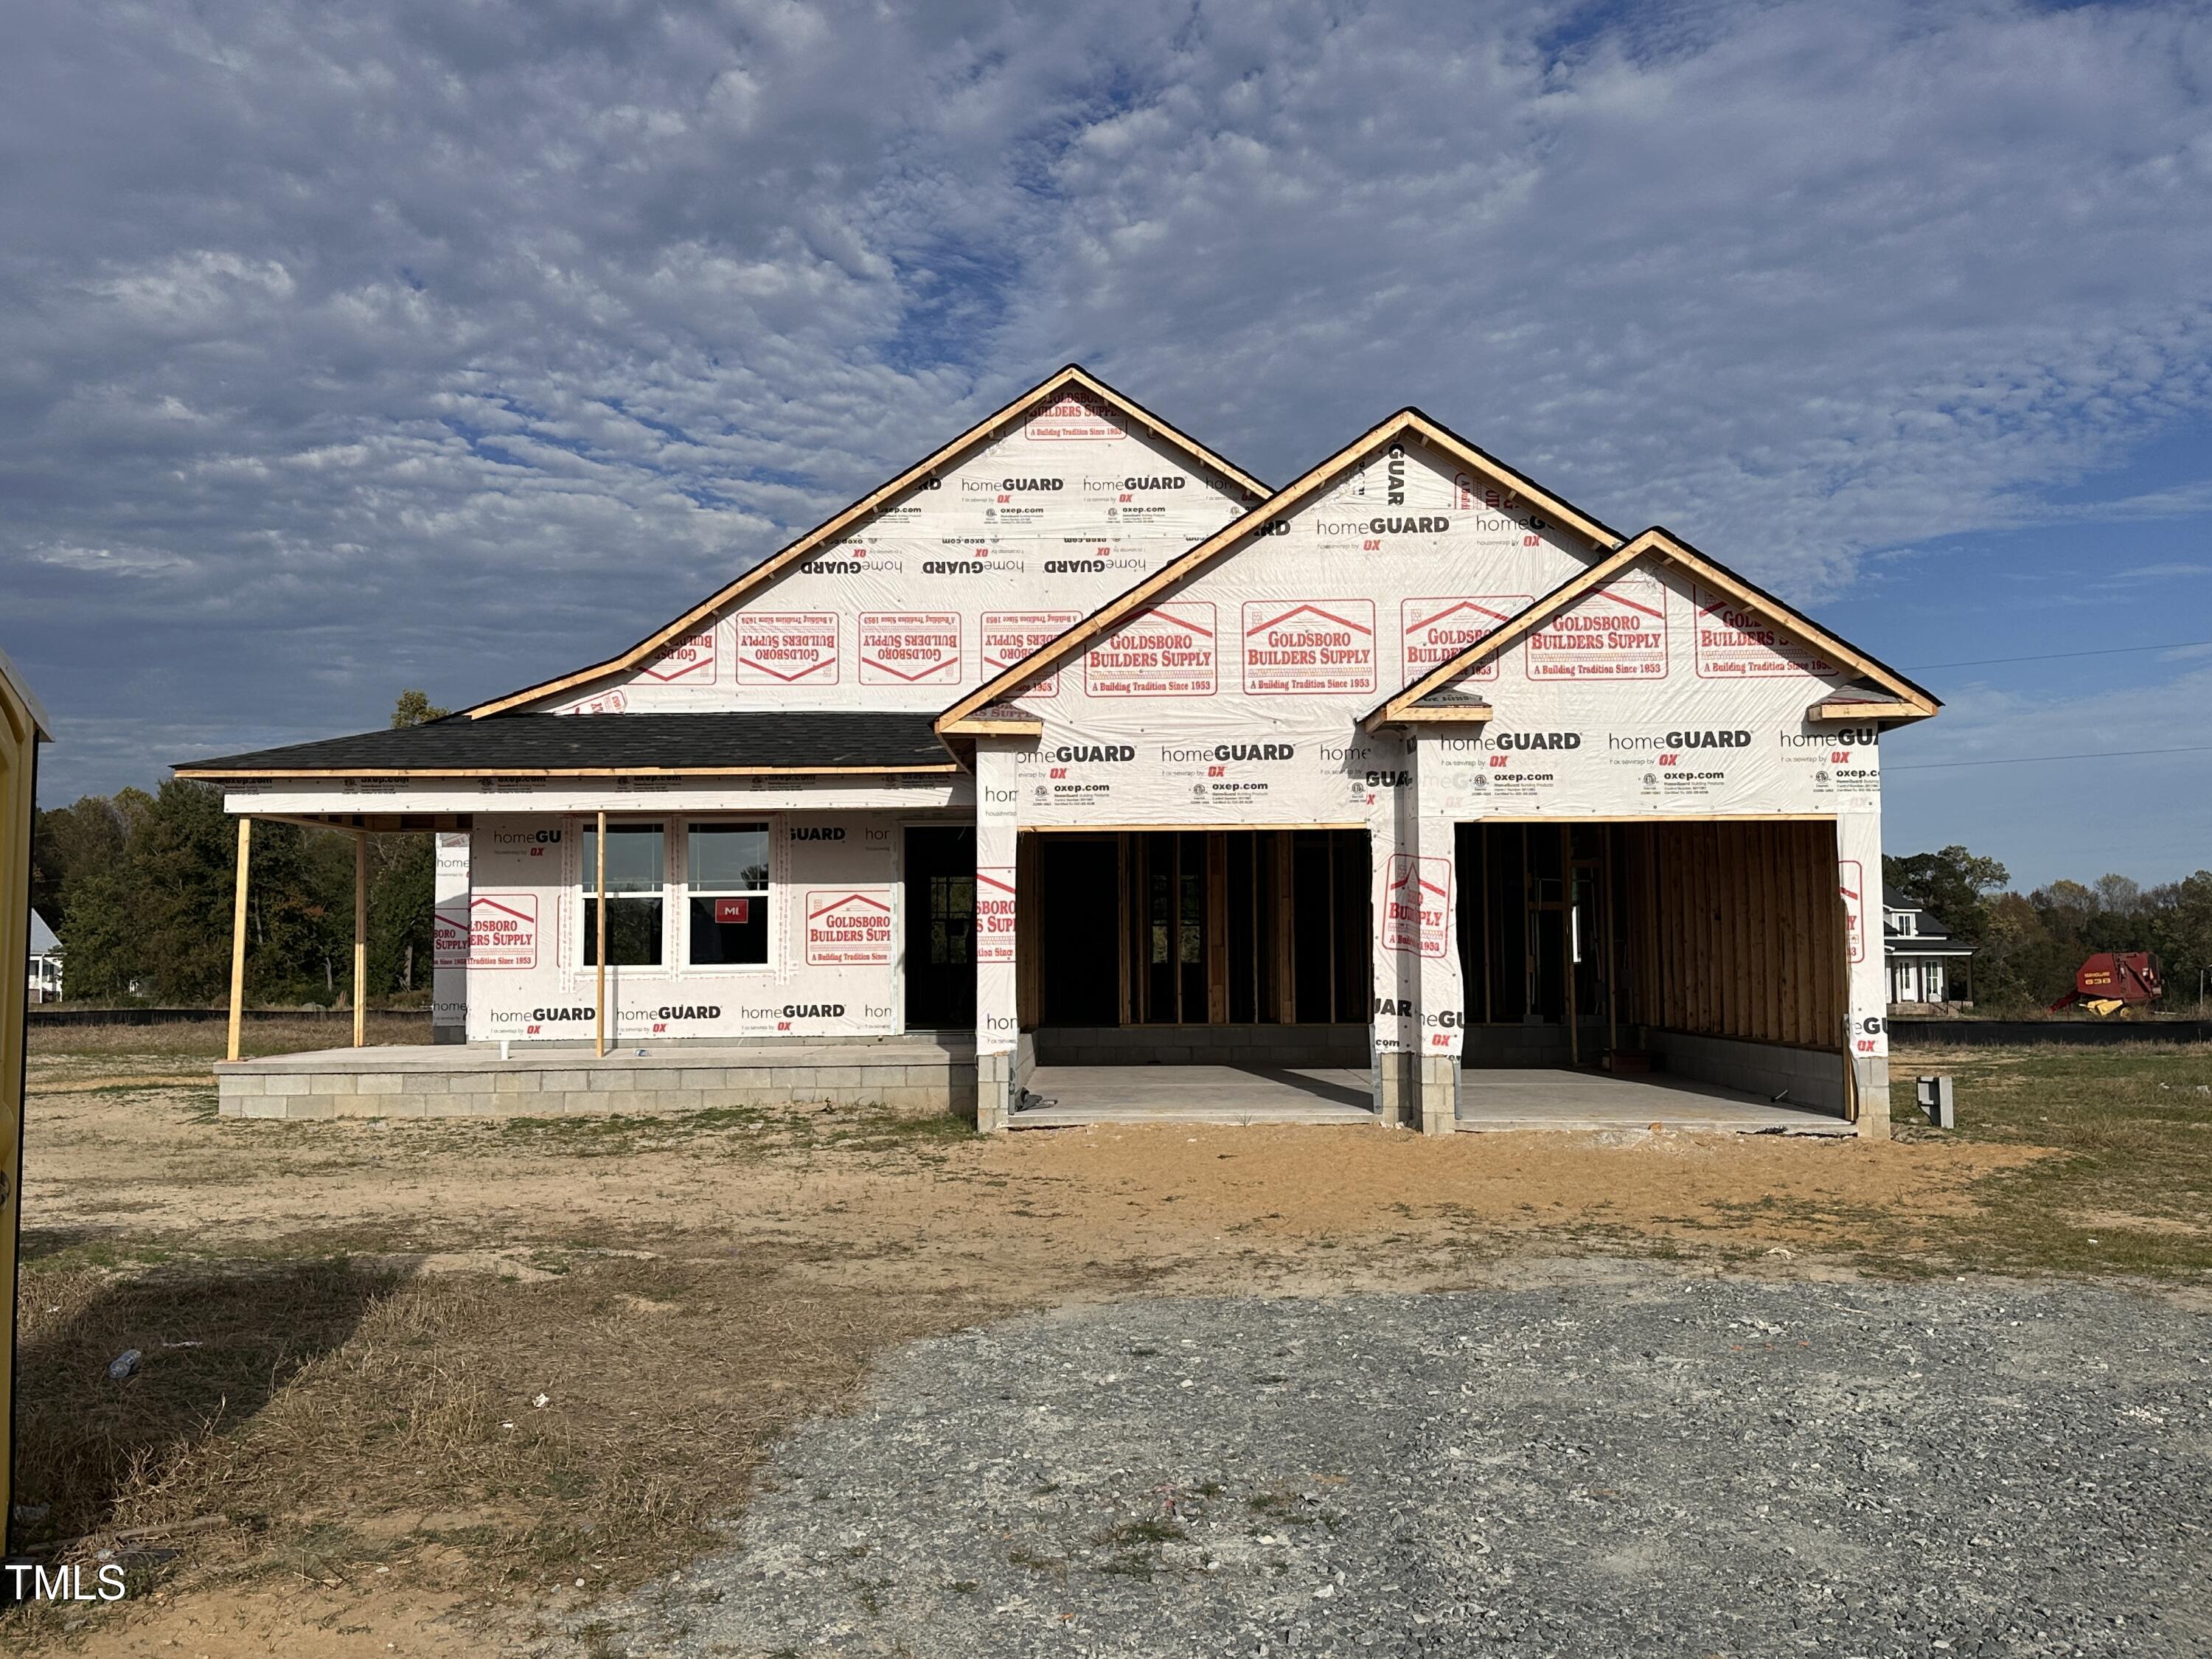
[1881, 1044, 2212, 1276]
[8, 1025, 2207, 1655]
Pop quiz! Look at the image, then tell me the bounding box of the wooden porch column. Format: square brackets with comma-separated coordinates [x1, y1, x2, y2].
[594, 810, 608, 1058]
[226, 818, 251, 1062]
[353, 832, 367, 1048]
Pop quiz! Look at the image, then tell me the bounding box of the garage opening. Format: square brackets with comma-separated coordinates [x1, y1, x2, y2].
[1018, 829, 1374, 1122]
[1455, 820, 1854, 1121]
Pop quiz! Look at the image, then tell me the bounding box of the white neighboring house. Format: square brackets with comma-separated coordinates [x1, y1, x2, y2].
[27, 909, 60, 1004]
[1883, 891, 1974, 1008]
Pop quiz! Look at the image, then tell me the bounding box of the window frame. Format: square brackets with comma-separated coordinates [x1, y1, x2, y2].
[679, 818, 776, 974]
[577, 819, 669, 970]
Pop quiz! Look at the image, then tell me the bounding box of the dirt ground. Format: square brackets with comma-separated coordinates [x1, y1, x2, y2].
[9, 1029, 2209, 1656]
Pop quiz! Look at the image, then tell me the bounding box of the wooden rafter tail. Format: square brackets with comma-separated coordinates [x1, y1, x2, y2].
[945, 709, 1045, 738]
[461, 365, 1268, 720]
[936, 406, 1627, 734]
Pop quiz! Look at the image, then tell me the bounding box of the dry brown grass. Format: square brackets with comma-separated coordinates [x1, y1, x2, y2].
[27, 1012, 431, 1062]
[10, 1248, 983, 1649]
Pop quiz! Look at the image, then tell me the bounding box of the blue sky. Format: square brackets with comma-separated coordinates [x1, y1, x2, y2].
[2, 0, 2208, 890]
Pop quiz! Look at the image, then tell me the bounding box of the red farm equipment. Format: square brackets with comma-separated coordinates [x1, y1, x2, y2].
[2048, 952, 2163, 1016]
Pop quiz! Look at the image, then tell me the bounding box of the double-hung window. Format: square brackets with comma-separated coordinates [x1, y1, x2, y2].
[582, 822, 665, 966]
[688, 823, 770, 966]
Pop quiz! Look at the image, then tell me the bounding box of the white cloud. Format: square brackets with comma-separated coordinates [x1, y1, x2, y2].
[2, 0, 2209, 805]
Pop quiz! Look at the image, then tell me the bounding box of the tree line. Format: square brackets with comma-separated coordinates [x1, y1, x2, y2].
[1883, 846, 2212, 1013]
[29, 693, 447, 1006]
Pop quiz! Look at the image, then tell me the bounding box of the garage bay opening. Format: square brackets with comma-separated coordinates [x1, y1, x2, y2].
[1454, 819, 1856, 1124]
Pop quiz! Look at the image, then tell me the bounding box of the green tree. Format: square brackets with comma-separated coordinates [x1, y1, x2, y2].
[391, 689, 451, 728]
[60, 862, 145, 1001]
[369, 836, 436, 996]
[2031, 879, 2099, 942]
[1972, 891, 2069, 1012]
[2143, 872, 2212, 1012]
[129, 780, 251, 1002]
[1881, 844, 2010, 942]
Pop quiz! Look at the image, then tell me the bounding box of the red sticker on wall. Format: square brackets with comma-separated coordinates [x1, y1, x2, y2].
[737, 613, 840, 684]
[1525, 574, 1669, 680]
[1382, 856, 1452, 959]
[1025, 394, 1125, 442]
[858, 613, 961, 684]
[804, 890, 894, 966]
[1691, 585, 1838, 679]
[462, 894, 537, 970]
[1400, 595, 1529, 684]
[1242, 599, 1376, 695]
[982, 611, 1081, 698]
[641, 625, 718, 684]
[1085, 603, 1217, 697]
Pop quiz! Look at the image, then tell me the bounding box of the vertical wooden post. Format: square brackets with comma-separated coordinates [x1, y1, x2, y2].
[1205, 832, 1229, 1025]
[226, 818, 251, 1062]
[594, 810, 608, 1058]
[352, 832, 367, 1048]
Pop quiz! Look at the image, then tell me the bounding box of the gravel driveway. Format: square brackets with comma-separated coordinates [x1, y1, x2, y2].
[608, 1267, 2210, 1657]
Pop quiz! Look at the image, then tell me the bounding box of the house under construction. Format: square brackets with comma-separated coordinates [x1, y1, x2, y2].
[178, 367, 1933, 1135]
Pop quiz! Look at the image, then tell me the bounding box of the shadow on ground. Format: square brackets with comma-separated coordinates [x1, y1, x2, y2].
[10, 1258, 404, 1551]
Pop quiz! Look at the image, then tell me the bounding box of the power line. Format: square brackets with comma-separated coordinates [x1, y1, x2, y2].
[1886, 745, 2212, 771]
[1904, 639, 2212, 670]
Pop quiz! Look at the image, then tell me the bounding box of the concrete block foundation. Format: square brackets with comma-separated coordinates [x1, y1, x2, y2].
[217, 1036, 976, 1122]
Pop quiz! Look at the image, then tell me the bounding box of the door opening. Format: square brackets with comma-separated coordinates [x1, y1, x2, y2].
[904, 825, 975, 1030]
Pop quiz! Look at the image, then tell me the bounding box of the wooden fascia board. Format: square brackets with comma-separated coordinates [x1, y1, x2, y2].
[1807, 699, 1929, 723]
[1394, 704, 1494, 725]
[943, 717, 1043, 737]
[174, 762, 961, 781]
[462, 366, 1267, 719]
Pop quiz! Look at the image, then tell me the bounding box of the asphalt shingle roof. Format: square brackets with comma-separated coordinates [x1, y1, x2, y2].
[175, 712, 953, 775]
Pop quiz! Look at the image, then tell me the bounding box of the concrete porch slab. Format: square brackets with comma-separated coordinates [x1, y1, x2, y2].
[1014, 1064, 1376, 1127]
[1456, 1068, 1853, 1135]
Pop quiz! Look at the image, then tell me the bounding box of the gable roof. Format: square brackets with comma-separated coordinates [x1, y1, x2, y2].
[1361, 526, 1940, 731]
[465, 365, 1270, 720]
[936, 406, 1626, 734]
